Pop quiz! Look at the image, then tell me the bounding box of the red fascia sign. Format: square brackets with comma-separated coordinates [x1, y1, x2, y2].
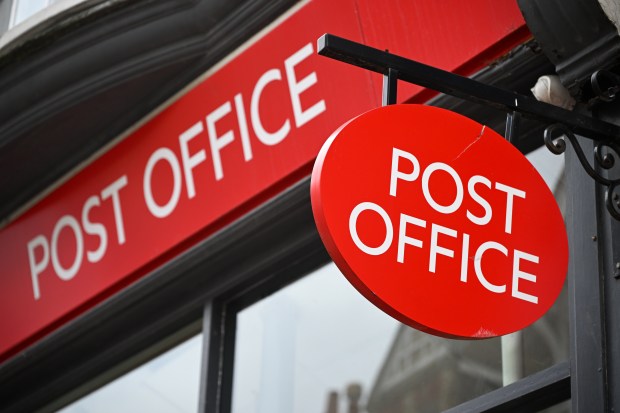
[0, 0, 528, 361]
[0, 0, 375, 361]
[311, 105, 568, 338]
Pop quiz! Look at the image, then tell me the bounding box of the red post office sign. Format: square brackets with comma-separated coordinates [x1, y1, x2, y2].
[311, 104, 569, 338]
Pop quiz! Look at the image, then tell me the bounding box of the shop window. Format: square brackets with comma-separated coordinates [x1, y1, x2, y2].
[229, 146, 567, 413]
[231, 262, 568, 413]
[59, 333, 203, 413]
[6, 0, 83, 29]
[0, 0, 11, 33]
[541, 401, 572, 412]
[11, 0, 49, 27]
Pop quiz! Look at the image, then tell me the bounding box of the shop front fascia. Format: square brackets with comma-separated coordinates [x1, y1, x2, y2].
[0, 0, 617, 411]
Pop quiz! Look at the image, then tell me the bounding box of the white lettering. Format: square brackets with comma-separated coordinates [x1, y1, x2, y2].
[179, 121, 206, 196]
[495, 182, 526, 234]
[234, 93, 253, 161]
[349, 202, 393, 255]
[467, 175, 493, 225]
[206, 102, 234, 181]
[101, 175, 128, 244]
[474, 241, 508, 294]
[285, 42, 326, 127]
[144, 148, 181, 218]
[390, 147, 420, 197]
[397, 213, 426, 264]
[251, 68, 291, 145]
[429, 223, 456, 273]
[512, 250, 539, 304]
[422, 162, 464, 214]
[460, 232, 470, 282]
[82, 195, 107, 263]
[28, 235, 49, 300]
[50, 215, 84, 281]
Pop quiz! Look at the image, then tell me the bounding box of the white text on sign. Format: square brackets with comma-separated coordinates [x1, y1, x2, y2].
[348, 147, 539, 304]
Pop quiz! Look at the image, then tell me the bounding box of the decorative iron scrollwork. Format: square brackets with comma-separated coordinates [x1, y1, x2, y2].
[545, 124, 620, 220]
[591, 70, 620, 103]
[317, 34, 620, 221]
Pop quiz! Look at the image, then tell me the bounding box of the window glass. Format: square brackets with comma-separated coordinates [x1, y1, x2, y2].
[542, 401, 571, 412]
[232, 263, 568, 413]
[12, 0, 48, 26]
[9, 0, 82, 28]
[60, 333, 203, 413]
[527, 144, 564, 194]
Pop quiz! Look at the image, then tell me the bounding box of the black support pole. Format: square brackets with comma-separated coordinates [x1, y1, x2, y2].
[317, 34, 620, 141]
[565, 138, 607, 411]
[382, 68, 398, 106]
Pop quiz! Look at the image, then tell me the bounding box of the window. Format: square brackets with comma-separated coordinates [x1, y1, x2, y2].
[230, 260, 568, 413]
[2, 0, 85, 31]
[225, 144, 568, 413]
[59, 333, 203, 413]
[11, 0, 50, 27]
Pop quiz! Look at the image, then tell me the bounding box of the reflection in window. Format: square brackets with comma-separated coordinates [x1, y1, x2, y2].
[11, 0, 48, 27]
[232, 264, 400, 413]
[60, 333, 203, 413]
[541, 401, 572, 413]
[9, 0, 73, 28]
[232, 262, 568, 413]
[367, 289, 568, 412]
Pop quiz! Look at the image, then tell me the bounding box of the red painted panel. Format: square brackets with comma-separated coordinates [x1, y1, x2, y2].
[0, 0, 529, 361]
[356, 0, 529, 102]
[0, 0, 373, 361]
[311, 105, 568, 338]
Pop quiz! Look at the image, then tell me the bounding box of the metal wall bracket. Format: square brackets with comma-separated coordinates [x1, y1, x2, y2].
[591, 70, 620, 104]
[545, 124, 620, 219]
[317, 33, 620, 220]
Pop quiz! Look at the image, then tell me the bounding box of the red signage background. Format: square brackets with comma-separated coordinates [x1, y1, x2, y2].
[0, 0, 528, 361]
[311, 105, 568, 338]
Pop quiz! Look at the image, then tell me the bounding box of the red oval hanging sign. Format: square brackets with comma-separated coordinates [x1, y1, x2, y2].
[311, 104, 568, 339]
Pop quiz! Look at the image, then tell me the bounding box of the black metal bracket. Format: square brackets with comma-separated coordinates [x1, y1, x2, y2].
[545, 124, 620, 219]
[591, 70, 620, 104]
[317, 33, 620, 220]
